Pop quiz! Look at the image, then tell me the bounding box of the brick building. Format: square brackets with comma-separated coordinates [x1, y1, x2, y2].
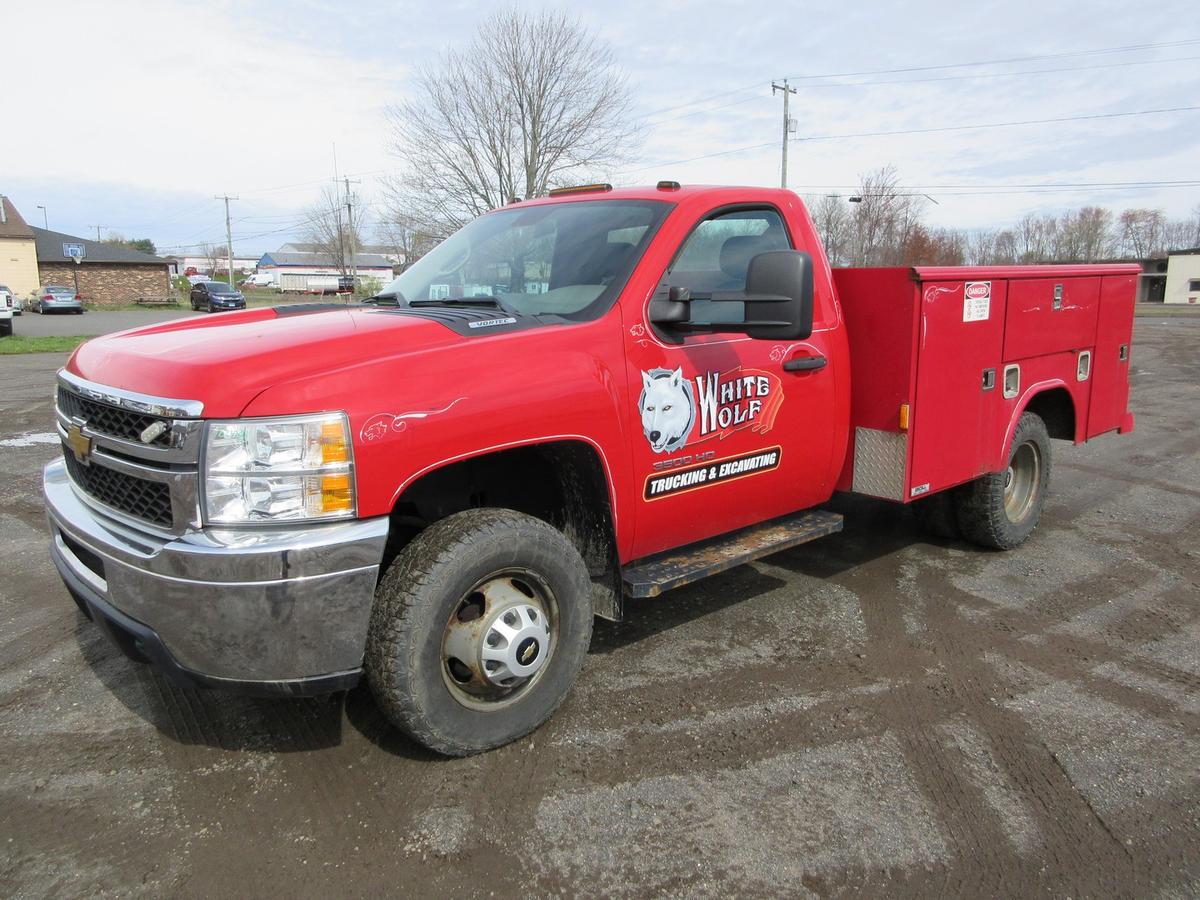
[32, 227, 170, 306]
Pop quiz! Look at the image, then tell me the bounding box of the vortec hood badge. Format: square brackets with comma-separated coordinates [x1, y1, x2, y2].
[139, 421, 169, 444]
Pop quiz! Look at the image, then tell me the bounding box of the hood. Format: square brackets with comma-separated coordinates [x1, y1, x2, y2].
[67, 307, 461, 417]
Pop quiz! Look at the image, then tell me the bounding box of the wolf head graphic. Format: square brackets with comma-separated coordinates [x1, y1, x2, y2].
[639, 367, 696, 454]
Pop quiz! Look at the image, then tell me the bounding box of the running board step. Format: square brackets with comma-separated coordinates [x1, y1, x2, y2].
[621, 509, 844, 599]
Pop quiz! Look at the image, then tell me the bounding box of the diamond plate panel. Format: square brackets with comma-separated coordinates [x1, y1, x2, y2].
[852, 427, 908, 501]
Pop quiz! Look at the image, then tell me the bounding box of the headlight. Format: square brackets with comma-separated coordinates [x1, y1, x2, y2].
[202, 413, 355, 524]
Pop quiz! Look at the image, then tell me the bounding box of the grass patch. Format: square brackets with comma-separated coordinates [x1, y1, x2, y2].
[0, 335, 91, 355]
[1135, 303, 1200, 317]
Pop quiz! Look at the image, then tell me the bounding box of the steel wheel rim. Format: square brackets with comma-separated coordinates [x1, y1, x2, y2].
[1004, 441, 1040, 524]
[440, 568, 557, 711]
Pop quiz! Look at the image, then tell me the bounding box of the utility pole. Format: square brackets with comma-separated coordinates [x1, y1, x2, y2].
[89, 225, 105, 241]
[344, 175, 361, 294]
[771, 79, 797, 189]
[214, 195, 239, 285]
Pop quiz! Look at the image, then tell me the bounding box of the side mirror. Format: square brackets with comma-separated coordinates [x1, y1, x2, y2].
[741, 249, 814, 341]
[648, 250, 814, 341]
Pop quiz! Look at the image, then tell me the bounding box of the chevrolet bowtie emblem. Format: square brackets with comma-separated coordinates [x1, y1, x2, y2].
[66, 424, 92, 464]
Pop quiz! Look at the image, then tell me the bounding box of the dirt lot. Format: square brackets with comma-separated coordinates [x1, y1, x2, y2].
[1, 322, 1197, 897]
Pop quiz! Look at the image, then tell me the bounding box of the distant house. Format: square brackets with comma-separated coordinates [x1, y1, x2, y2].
[32, 227, 171, 305]
[258, 248, 395, 293]
[0, 196, 40, 297]
[1163, 248, 1200, 305]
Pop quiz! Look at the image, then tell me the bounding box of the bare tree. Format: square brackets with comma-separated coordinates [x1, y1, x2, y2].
[303, 186, 366, 275]
[807, 194, 851, 266]
[199, 241, 223, 276]
[1053, 207, 1114, 261]
[374, 211, 443, 273]
[846, 166, 928, 266]
[1117, 209, 1165, 258]
[384, 9, 637, 233]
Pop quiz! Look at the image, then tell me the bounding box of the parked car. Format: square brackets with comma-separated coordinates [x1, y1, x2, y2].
[240, 273, 276, 288]
[0, 284, 20, 315]
[30, 285, 83, 314]
[190, 280, 246, 313]
[0, 287, 12, 336]
[186, 274, 210, 286]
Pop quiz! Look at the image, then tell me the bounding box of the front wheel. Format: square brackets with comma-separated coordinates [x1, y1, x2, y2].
[365, 508, 593, 756]
[955, 412, 1052, 550]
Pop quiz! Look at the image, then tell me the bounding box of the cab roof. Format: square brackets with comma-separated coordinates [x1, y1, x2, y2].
[512, 184, 794, 208]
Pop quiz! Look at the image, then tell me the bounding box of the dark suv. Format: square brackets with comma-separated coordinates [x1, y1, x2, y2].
[190, 281, 246, 313]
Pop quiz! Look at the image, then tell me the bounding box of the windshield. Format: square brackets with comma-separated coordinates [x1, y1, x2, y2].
[209, 282, 237, 293]
[379, 199, 670, 319]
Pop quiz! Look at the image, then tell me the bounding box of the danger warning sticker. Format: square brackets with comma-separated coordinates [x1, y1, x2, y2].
[963, 281, 991, 322]
[644, 446, 781, 500]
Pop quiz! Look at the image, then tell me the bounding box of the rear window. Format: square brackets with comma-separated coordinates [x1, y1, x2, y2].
[47, 286, 74, 294]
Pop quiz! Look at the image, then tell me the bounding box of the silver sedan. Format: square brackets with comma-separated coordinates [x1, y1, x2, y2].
[31, 285, 84, 315]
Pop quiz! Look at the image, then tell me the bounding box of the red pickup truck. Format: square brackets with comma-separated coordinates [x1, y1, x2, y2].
[44, 183, 1137, 755]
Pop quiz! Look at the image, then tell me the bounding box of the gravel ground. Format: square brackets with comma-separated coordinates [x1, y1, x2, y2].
[12, 309, 197, 337]
[0, 321, 1197, 897]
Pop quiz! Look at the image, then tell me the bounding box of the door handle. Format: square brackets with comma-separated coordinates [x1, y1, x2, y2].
[783, 355, 827, 372]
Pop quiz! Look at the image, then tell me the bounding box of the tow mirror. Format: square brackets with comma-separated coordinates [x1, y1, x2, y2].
[649, 250, 814, 342]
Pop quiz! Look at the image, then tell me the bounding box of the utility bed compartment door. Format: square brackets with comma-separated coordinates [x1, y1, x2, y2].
[1086, 273, 1137, 437]
[1003, 277, 1101, 360]
[909, 279, 1007, 496]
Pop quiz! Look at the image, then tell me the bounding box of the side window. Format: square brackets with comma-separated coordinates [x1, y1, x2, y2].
[669, 208, 791, 294]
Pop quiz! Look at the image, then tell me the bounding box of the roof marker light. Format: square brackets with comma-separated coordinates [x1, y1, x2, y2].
[656, 180, 681, 191]
[546, 183, 613, 197]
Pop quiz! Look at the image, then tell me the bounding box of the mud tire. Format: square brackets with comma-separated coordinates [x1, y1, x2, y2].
[956, 412, 1052, 550]
[365, 508, 593, 756]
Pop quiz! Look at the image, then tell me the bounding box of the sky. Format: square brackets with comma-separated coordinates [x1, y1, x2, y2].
[2, 0, 1198, 256]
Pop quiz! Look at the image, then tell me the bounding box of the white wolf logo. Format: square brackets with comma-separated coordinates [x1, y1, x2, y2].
[639, 367, 696, 454]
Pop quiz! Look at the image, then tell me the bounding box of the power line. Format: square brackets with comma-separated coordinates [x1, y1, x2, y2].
[623, 104, 1200, 174]
[635, 37, 1200, 125]
[800, 54, 1200, 89]
[794, 104, 1200, 143]
[784, 38, 1200, 83]
[641, 54, 1200, 130]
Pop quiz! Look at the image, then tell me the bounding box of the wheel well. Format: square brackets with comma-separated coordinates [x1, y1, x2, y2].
[1023, 387, 1076, 441]
[385, 441, 623, 620]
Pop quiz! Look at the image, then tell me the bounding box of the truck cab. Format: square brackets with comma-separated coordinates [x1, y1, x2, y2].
[43, 184, 1135, 756]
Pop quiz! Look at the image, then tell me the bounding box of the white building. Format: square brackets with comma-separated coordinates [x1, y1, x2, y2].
[1163, 248, 1200, 305]
[257, 248, 395, 293]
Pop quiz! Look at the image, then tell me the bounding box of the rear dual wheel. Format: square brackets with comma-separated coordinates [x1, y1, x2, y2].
[366, 508, 593, 756]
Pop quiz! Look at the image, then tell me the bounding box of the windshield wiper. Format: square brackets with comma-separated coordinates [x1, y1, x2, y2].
[409, 296, 517, 315]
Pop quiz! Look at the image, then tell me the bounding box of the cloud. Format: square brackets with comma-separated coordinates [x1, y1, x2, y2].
[3, 0, 1197, 250]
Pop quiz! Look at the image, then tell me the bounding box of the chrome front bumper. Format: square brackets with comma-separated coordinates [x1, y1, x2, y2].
[45, 458, 389, 693]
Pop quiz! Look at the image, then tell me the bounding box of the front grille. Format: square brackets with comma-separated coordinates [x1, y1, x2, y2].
[57, 387, 173, 448]
[63, 449, 173, 528]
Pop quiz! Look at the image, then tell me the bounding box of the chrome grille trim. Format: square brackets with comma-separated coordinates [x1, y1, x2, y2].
[55, 373, 204, 536]
[57, 369, 204, 418]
